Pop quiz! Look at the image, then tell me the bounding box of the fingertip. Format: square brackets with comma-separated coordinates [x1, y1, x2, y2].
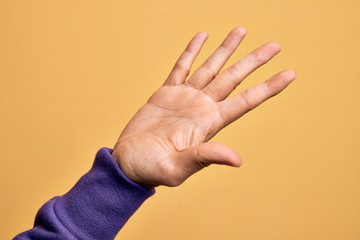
[231, 153, 242, 167]
[222, 145, 242, 167]
[232, 158, 242, 167]
[224, 147, 242, 167]
[287, 69, 297, 79]
[283, 69, 297, 82]
[197, 31, 209, 40]
[268, 41, 282, 53]
[232, 26, 247, 37]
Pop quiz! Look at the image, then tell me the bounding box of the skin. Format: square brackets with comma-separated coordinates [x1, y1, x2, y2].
[112, 27, 297, 188]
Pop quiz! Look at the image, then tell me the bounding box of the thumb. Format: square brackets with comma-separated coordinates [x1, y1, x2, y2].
[177, 142, 242, 173]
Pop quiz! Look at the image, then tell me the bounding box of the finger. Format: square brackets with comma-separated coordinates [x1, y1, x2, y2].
[163, 32, 209, 86]
[174, 142, 242, 184]
[218, 69, 297, 126]
[185, 27, 247, 89]
[203, 42, 281, 101]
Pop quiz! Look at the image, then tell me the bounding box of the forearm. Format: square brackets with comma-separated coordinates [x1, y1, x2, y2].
[14, 148, 155, 240]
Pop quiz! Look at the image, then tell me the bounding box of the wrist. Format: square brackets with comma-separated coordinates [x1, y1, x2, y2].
[111, 150, 158, 190]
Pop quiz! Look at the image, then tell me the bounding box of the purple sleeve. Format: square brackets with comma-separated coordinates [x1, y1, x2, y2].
[14, 147, 155, 240]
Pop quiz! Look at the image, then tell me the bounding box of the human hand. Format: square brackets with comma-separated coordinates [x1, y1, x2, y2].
[112, 27, 296, 188]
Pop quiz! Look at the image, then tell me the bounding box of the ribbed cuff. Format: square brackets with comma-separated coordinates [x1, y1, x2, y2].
[48, 147, 155, 239]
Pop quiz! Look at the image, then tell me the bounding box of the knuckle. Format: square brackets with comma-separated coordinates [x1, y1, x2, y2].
[193, 146, 201, 161]
[174, 61, 185, 71]
[198, 160, 210, 168]
[225, 67, 241, 90]
[194, 145, 210, 169]
[202, 62, 217, 78]
[240, 91, 253, 111]
[220, 40, 234, 52]
[174, 61, 190, 76]
[226, 67, 239, 83]
[251, 50, 268, 63]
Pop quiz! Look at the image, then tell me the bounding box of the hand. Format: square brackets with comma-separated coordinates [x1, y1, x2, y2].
[112, 27, 296, 188]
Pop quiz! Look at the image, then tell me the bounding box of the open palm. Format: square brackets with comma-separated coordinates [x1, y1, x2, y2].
[112, 27, 296, 188]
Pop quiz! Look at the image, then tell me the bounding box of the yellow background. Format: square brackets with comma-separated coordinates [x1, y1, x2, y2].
[1, 0, 359, 239]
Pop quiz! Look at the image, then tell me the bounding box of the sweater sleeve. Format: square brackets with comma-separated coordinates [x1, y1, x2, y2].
[14, 147, 155, 240]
